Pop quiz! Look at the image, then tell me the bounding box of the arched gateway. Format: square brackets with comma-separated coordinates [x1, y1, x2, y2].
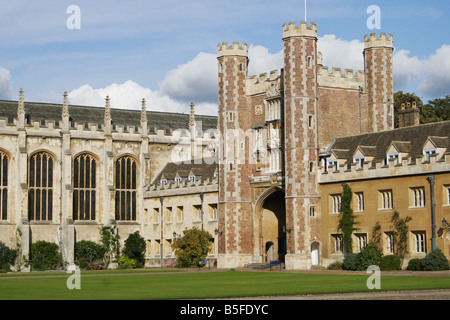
[254, 187, 286, 263]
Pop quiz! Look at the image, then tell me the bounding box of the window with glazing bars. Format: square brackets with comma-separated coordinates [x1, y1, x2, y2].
[0, 152, 8, 220]
[115, 156, 137, 221]
[73, 154, 96, 220]
[28, 152, 53, 221]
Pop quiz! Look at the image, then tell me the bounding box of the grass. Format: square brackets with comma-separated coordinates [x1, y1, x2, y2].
[0, 270, 448, 300]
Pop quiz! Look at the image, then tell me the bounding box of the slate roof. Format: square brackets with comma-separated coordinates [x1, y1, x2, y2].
[152, 158, 218, 184]
[328, 121, 450, 163]
[0, 100, 218, 131]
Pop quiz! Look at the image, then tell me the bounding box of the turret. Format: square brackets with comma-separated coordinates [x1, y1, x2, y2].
[216, 41, 255, 267]
[364, 33, 394, 132]
[282, 21, 321, 269]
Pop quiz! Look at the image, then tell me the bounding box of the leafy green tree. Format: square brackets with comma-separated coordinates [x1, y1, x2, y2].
[74, 240, 106, 269]
[389, 211, 412, 260]
[421, 249, 450, 271]
[122, 231, 146, 268]
[100, 225, 120, 268]
[394, 91, 450, 126]
[172, 227, 213, 268]
[421, 95, 450, 124]
[0, 242, 17, 272]
[337, 184, 357, 256]
[29, 241, 62, 271]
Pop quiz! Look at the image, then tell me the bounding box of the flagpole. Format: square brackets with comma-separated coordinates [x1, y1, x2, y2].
[305, 0, 307, 21]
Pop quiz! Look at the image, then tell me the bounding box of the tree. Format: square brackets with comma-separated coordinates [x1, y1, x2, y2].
[370, 221, 382, 252]
[394, 91, 450, 126]
[122, 231, 146, 268]
[421, 95, 450, 124]
[389, 211, 412, 260]
[172, 227, 213, 268]
[337, 184, 357, 256]
[100, 225, 120, 268]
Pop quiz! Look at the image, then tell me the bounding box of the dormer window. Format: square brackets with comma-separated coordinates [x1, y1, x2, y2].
[327, 160, 338, 171]
[423, 149, 436, 161]
[353, 157, 365, 169]
[188, 175, 196, 183]
[160, 179, 167, 187]
[174, 177, 182, 186]
[386, 153, 400, 165]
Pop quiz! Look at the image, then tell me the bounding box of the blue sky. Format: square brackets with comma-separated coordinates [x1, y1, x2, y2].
[0, 0, 449, 115]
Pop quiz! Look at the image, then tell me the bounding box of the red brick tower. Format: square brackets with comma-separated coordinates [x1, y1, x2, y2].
[364, 33, 394, 132]
[282, 22, 321, 269]
[217, 42, 255, 268]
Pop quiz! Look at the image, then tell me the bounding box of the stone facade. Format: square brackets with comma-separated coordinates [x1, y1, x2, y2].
[216, 22, 396, 269]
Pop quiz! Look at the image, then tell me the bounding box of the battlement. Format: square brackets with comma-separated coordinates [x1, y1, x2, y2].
[282, 21, 317, 39]
[319, 152, 450, 184]
[217, 42, 248, 58]
[246, 70, 281, 96]
[364, 32, 393, 48]
[148, 175, 218, 191]
[317, 66, 365, 90]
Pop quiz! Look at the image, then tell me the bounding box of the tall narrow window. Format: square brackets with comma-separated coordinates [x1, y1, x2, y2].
[331, 194, 342, 214]
[115, 156, 137, 221]
[410, 187, 425, 208]
[0, 152, 8, 220]
[28, 152, 54, 221]
[355, 192, 364, 212]
[73, 154, 96, 220]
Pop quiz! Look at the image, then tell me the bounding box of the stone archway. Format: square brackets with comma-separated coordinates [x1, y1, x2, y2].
[254, 187, 286, 263]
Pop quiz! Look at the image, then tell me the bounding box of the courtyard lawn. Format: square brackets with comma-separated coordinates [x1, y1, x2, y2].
[0, 270, 448, 300]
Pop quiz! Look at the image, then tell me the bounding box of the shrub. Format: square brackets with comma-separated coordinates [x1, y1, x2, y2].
[379, 255, 401, 271]
[75, 240, 106, 269]
[122, 231, 146, 268]
[172, 227, 213, 268]
[327, 261, 342, 270]
[0, 242, 17, 272]
[356, 244, 382, 271]
[342, 253, 358, 270]
[118, 255, 137, 269]
[421, 249, 450, 271]
[406, 258, 423, 271]
[29, 241, 62, 271]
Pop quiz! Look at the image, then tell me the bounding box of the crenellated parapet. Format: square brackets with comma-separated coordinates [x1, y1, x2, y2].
[282, 21, 317, 39]
[217, 42, 248, 58]
[364, 32, 393, 49]
[319, 152, 450, 183]
[146, 175, 218, 197]
[317, 66, 365, 90]
[246, 70, 281, 96]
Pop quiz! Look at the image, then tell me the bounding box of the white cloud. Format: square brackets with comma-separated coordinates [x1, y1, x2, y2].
[0, 67, 13, 100]
[317, 34, 364, 72]
[416, 45, 450, 98]
[159, 52, 218, 103]
[67, 80, 218, 116]
[248, 45, 283, 76]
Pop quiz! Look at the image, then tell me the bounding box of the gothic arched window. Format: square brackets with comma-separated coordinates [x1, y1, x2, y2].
[0, 152, 8, 220]
[28, 152, 53, 221]
[73, 154, 96, 220]
[115, 156, 137, 221]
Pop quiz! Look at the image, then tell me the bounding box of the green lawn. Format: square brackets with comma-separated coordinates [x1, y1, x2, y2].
[0, 270, 449, 300]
